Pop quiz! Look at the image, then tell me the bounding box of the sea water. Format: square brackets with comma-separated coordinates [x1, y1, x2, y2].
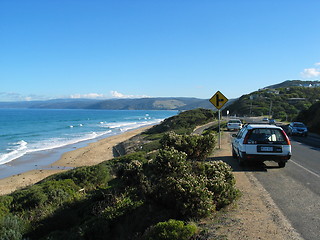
[0, 109, 177, 177]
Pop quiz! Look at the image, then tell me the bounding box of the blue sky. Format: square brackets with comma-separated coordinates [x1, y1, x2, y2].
[1, 0, 320, 101]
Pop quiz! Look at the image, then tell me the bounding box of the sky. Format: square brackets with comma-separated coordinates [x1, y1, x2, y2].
[1, 0, 320, 102]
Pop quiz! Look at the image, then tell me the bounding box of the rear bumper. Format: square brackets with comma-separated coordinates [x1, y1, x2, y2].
[241, 153, 291, 162]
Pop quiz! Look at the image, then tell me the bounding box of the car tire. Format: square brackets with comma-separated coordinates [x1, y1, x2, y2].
[278, 162, 286, 168]
[232, 148, 237, 159]
[238, 152, 245, 166]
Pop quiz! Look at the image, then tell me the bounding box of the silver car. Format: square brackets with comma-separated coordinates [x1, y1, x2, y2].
[227, 119, 242, 131]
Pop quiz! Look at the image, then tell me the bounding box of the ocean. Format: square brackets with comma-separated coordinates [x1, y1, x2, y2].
[0, 109, 177, 178]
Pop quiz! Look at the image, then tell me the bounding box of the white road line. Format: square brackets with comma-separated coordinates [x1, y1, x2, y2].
[291, 160, 320, 178]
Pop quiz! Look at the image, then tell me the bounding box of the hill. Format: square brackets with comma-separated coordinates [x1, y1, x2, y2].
[88, 97, 208, 110]
[0, 97, 237, 111]
[0, 97, 215, 110]
[224, 83, 320, 121]
[296, 101, 320, 134]
[264, 80, 320, 89]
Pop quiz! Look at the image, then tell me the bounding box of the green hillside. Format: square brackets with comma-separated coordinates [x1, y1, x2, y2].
[264, 80, 320, 89]
[296, 101, 320, 134]
[224, 86, 320, 121]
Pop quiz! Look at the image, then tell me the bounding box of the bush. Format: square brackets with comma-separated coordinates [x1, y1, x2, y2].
[150, 149, 215, 218]
[0, 214, 26, 240]
[202, 161, 239, 209]
[146, 108, 215, 135]
[117, 160, 151, 198]
[102, 192, 144, 221]
[43, 164, 111, 190]
[160, 132, 216, 160]
[154, 175, 215, 218]
[40, 179, 81, 206]
[11, 185, 49, 212]
[151, 148, 189, 178]
[142, 219, 198, 240]
[0, 196, 13, 218]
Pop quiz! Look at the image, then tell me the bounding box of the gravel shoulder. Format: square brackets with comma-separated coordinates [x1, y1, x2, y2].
[206, 131, 303, 240]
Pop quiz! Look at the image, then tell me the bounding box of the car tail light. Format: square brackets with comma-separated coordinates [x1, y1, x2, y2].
[282, 130, 291, 145]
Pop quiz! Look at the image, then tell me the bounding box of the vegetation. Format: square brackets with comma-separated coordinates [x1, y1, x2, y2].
[295, 101, 320, 134]
[225, 86, 320, 121]
[141, 219, 198, 240]
[145, 108, 215, 135]
[0, 108, 239, 240]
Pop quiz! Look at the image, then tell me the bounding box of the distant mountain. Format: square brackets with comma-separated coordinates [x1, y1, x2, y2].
[264, 80, 320, 89]
[0, 99, 101, 109]
[0, 97, 221, 110]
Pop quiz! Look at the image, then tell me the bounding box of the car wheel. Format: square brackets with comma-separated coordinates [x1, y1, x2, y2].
[238, 152, 245, 166]
[278, 162, 286, 168]
[232, 148, 237, 159]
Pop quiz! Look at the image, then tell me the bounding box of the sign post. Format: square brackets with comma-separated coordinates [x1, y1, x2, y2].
[209, 91, 228, 149]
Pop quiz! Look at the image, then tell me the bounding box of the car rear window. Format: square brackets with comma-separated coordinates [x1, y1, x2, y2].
[293, 123, 305, 127]
[246, 128, 286, 144]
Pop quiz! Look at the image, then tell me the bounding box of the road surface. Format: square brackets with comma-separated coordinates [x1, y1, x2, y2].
[229, 128, 320, 240]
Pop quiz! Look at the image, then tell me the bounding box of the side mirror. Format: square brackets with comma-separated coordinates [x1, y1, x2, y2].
[232, 134, 237, 138]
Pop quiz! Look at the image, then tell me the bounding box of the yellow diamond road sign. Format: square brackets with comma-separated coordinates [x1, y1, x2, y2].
[210, 91, 228, 109]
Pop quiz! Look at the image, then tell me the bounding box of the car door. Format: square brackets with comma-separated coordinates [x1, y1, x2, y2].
[232, 127, 246, 154]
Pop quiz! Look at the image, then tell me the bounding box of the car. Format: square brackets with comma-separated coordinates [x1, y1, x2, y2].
[268, 119, 276, 124]
[232, 123, 291, 167]
[262, 117, 269, 122]
[288, 122, 308, 136]
[227, 119, 243, 131]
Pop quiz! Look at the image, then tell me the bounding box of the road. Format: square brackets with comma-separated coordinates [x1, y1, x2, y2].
[251, 135, 320, 240]
[198, 120, 320, 239]
[228, 126, 320, 240]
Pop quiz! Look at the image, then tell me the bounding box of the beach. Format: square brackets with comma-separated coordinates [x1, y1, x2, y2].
[0, 126, 151, 196]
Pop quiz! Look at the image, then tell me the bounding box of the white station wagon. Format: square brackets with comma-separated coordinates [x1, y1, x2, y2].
[232, 123, 291, 167]
[227, 119, 243, 131]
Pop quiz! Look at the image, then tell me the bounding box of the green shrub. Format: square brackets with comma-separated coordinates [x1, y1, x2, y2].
[160, 132, 216, 160]
[142, 219, 198, 240]
[150, 149, 215, 218]
[102, 192, 144, 221]
[40, 179, 81, 206]
[117, 160, 151, 198]
[0, 214, 26, 240]
[151, 148, 189, 178]
[11, 185, 48, 212]
[44, 164, 111, 190]
[196, 161, 239, 209]
[146, 108, 215, 135]
[154, 175, 215, 218]
[0, 196, 13, 218]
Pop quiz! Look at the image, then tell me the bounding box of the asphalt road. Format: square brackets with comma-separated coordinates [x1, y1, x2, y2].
[199, 120, 320, 239]
[250, 136, 320, 240]
[234, 119, 320, 239]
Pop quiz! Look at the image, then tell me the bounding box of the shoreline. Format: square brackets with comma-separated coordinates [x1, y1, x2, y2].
[0, 126, 151, 196]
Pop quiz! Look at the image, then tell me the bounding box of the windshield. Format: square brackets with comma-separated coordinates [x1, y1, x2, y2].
[229, 120, 241, 123]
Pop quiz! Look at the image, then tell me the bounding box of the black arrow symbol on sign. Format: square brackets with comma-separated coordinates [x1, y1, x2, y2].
[216, 94, 224, 106]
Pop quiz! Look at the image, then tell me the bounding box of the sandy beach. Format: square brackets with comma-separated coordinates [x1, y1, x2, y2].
[0, 126, 151, 196]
